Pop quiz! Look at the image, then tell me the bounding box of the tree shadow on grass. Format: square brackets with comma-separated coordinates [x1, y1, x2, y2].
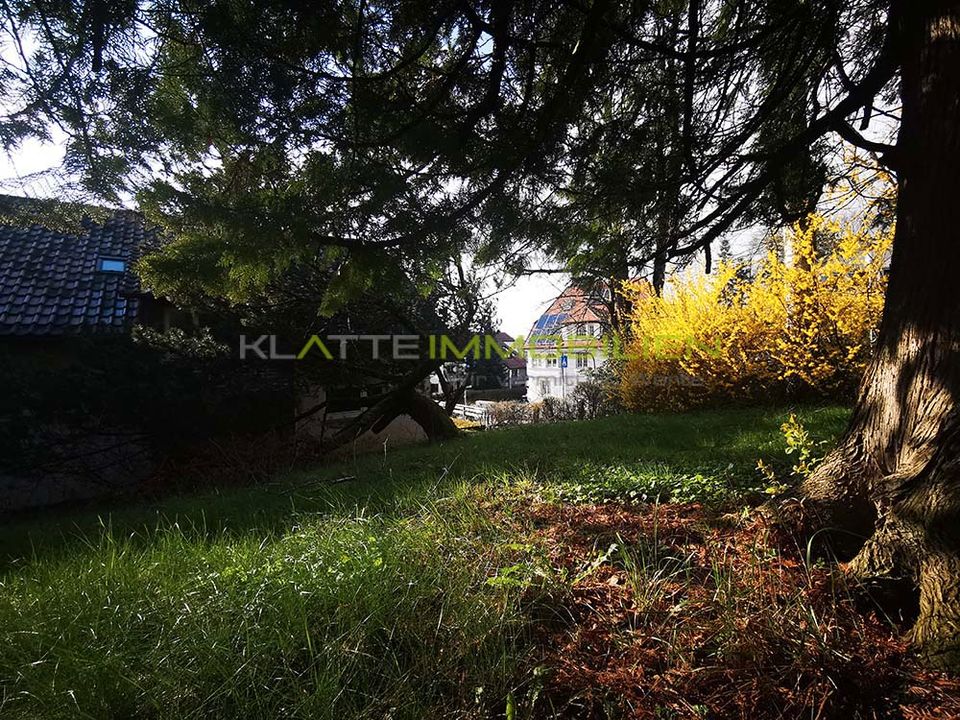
[0, 403, 849, 569]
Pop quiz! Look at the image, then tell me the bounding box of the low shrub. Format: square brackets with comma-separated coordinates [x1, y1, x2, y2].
[487, 379, 619, 427]
[488, 400, 535, 426]
[0, 328, 291, 478]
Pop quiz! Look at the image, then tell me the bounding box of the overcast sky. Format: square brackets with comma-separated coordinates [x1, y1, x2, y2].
[0, 137, 64, 185]
[492, 272, 571, 338]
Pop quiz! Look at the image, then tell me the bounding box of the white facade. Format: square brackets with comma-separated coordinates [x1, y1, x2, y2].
[525, 322, 607, 401]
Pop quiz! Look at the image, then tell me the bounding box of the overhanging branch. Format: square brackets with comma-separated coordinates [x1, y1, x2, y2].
[643, 36, 900, 265]
[831, 120, 899, 168]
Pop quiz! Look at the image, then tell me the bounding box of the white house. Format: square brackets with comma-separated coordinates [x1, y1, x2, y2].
[524, 285, 610, 401]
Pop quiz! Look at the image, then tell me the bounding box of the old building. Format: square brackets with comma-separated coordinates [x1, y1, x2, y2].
[525, 285, 609, 401]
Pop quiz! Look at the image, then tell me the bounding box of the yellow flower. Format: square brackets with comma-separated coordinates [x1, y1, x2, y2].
[619, 212, 892, 411]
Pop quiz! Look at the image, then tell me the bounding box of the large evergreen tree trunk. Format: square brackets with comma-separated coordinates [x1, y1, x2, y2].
[797, 0, 960, 668]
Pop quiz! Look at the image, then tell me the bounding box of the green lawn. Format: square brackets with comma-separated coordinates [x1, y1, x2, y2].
[0, 405, 848, 719]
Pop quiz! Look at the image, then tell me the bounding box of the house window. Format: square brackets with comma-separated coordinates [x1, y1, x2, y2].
[547, 357, 558, 368]
[97, 257, 126, 272]
[576, 353, 590, 369]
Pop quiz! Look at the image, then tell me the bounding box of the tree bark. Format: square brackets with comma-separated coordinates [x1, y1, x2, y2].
[793, 0, 960, 668]
[322, 361, 459, 454]
[436, 366, 467, 415]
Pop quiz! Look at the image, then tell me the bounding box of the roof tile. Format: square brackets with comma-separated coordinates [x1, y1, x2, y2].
[0, 209, 155, 336]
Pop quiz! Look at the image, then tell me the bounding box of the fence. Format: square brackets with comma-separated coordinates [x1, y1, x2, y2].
[447, 401, 493, 426]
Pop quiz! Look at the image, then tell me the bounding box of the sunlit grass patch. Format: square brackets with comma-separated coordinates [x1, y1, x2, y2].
[0, 404, 862, 719]
[0, 486, 544, 719]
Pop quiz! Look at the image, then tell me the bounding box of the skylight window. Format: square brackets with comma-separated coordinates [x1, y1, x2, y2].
[97, 258, 126, 272]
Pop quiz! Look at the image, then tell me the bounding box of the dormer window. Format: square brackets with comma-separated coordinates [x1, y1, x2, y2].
[97, 257, 126, 272]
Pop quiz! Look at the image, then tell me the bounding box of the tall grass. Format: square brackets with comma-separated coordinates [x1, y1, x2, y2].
[0, 405, 849, 718]
[0, 486, 540, 719]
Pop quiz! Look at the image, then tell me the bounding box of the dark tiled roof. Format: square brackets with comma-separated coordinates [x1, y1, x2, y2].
[492, 332, 527, 369]
[0, 211, 157, 336]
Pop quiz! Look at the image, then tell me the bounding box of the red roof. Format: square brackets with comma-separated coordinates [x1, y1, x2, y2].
[526, 284, 608, 339]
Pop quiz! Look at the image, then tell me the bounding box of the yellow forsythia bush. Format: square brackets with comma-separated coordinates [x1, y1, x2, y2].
[620, 214, 891, 411]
